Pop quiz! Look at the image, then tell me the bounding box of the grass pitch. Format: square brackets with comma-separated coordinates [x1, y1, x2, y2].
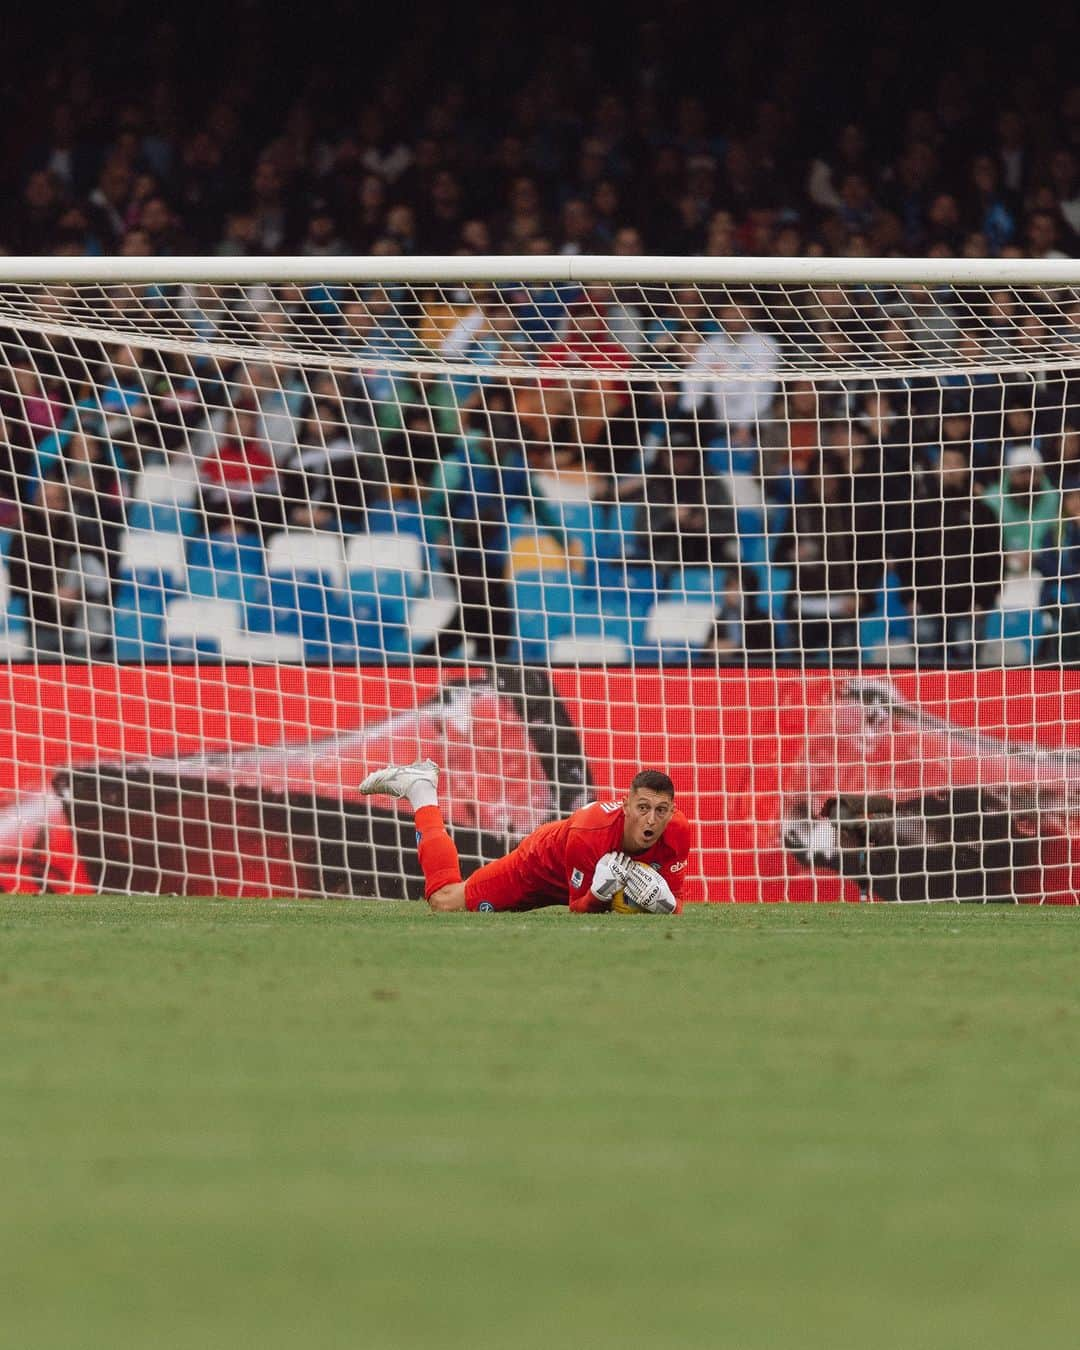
[2, 900, 1080, 1350]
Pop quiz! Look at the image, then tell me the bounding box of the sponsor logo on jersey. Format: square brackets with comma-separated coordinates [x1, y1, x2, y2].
[670, 859, 686, 873]
[478, 901, 494, 912]
[570, 868, 584, 888]
[599, 801, 622, 814]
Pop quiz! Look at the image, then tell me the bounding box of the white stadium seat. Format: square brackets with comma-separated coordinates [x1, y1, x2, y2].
[346, 532, 425, 577]
[220, 631, 305, 662]
[135, 462, 198, 504]
[549, 635, 632, 664]
[166, 598, 242, 646]
[120, 529, 187, 577]
[406, 594, 459, 645]
[645, 601, 718, 648]
[266, 529, 346, 585]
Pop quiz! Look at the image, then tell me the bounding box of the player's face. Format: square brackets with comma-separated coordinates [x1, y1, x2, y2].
[622, 788, 675, 853]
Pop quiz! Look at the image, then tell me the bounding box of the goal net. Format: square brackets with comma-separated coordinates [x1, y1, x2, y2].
[1, 255, 1079, 904]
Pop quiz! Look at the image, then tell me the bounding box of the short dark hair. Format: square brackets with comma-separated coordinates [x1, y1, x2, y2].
[630, 769, 675, 798]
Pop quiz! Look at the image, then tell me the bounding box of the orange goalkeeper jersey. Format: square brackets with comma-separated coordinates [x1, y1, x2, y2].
[464, 798, 692, 912]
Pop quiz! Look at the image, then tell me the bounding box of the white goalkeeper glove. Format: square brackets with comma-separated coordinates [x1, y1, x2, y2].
[622, 865, 677, 915]
[590, 851, 633, 902]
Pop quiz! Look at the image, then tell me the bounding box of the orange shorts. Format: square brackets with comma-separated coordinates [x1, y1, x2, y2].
[463, 853, 562, 912]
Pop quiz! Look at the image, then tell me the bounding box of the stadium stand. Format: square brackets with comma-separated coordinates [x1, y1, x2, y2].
[2, 4, 1080, 663]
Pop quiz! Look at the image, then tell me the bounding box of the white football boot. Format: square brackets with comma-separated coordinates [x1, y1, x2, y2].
[359, 758, 440, 809]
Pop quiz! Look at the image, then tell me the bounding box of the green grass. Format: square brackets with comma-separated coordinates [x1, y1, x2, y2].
[2, 900, 1080, 1350]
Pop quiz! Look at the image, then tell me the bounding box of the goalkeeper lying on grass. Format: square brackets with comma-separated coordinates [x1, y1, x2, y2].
[360, 763, 689, 914]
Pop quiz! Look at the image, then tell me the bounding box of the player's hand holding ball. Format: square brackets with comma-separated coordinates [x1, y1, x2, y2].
[592, 851, 677, 915]
[591, 852, 633, 903]
[614, 862, 677, 915]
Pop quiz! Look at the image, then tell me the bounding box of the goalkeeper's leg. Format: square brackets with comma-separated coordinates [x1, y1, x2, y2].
[358, 759, 466, 911]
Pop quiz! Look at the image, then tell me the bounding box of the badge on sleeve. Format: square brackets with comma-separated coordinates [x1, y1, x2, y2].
[570, 868, 584, 888]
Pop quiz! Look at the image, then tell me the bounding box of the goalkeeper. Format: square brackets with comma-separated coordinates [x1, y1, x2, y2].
[359, 762, 689, 914]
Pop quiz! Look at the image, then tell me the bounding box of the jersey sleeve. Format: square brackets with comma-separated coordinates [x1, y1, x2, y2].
[565, 828, 610, 913]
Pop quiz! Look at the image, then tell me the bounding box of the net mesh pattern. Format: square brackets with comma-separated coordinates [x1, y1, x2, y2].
[2, 278, 1080, 378]
[0, 269, 1077, 904]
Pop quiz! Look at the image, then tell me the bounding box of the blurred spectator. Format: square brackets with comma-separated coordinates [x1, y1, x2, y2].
[7, 433, 122, 654]
[198, 404, 278, 530]
[248, 158, 292, 252]
[299, 208, 347, 256]
[759, 380, 826, 488]
[216, 211, 259, 256]
[86, 160, 133, 250]
[905, 446, 1003, 664]
[0, 406, 34, 515]
[641, 439, 738, 571]
[996, 109, 1029, 195]
[1037, 487, 1080, 662]
[679, 304, 779, 447]
[6, 361, 61, 445]
[384, 203, 418, 254]
[11, 170, 65, 253]
[705, 570, 768, 658]
[776, 463, 860, 660]
[1026, 207, 1069, 259]
[1050, 148, 1080, 235]
[558, 199, 600, 255]
[422, 420, 515, 658]
[279, 395, 383, 534]
[421, 171, 465, 252]
[983, 443, 1060, 564]
[807, 125, 870, 213]
[966, 154, 1017, 253]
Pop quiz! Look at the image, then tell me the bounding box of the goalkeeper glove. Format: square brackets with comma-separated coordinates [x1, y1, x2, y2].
[622, 865, 677, 915]
[590, 851, 633, 902]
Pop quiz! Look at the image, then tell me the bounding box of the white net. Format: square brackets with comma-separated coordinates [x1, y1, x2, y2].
[1, 258, 1080, 904]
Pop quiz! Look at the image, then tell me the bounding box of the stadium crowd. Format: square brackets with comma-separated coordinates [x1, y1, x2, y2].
[4, 9, 1080, 265]
[1, 3, 1079, 665]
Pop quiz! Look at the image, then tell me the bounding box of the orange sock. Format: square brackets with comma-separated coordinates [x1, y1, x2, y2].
[414, 804, 463, 898]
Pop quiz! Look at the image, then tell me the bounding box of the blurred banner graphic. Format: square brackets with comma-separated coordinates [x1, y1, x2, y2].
[0, 664, 1079, 903]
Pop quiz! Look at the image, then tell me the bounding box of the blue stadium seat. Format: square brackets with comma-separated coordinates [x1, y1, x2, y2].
[666, 565, 729, 602]
[365, 502, 425, 539]
[591, 501, 639, 566]
[345, 568, 413, 655]
[165, 597, 241, 658]
[113, 581, 179, 660]
[187, 534, 273, 632]
[708, 444, 758, 477]
[114, 531, 187, 660]
[859, 567, 914, 662]
[345, 534, 425, 656]
[641, 598, 719, 659]
[764, 564, 794, 655]
[982, 591, 1046, 666]
[266, 530, 350, 660]
[510, 570, 574, 661]
[126, 499, 200, 537]
[620, 563, 668, 615]
[735, 505, 769, 568]
[118, 529, 186, 591]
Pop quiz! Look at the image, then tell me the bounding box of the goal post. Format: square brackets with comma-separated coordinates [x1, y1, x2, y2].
[0, 254, 1079, 904]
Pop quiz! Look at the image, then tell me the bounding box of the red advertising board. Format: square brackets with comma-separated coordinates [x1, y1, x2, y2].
[0, 664, 1078, 903]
